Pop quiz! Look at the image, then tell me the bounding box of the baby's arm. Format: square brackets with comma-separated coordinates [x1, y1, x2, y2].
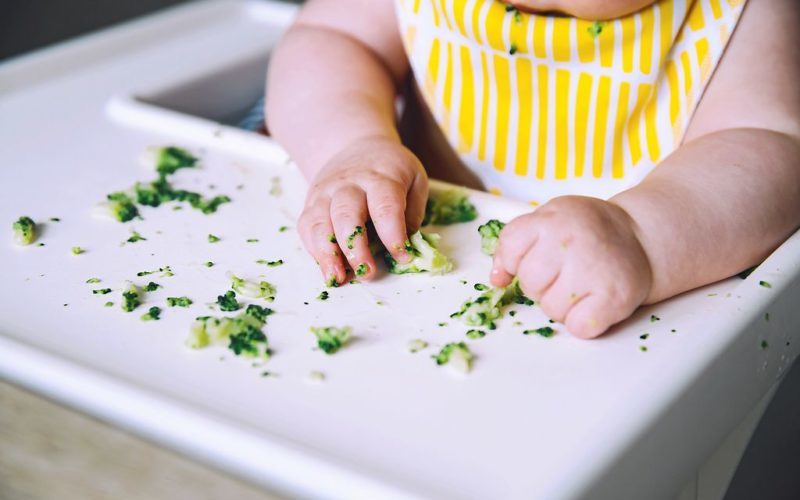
[266, 0, 426, 284]
[493, 0, 800, 337]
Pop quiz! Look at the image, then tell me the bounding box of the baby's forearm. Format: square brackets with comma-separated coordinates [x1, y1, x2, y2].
[266, 24, 402, 180]
[612, 128, 800, 303]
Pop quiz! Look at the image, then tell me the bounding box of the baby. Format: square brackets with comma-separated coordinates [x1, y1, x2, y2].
[266, 0, 800, 338]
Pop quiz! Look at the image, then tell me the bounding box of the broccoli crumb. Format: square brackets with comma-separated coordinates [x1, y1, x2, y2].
[12, 216, 36, 245]
[278, 226, 289, 232]
[326, 276, 339, 288]
[355, 263, 368, 276]
[204, 261, 214, 267]
[523, 326, 555, 338]
[121, 282, 141, 312]
[474, 283, 489, 291]
[71, 246, 85, 255]
[509, 310, 517, 317]
[317, 291, 329, 301]
[760, 340, 769, 349]
[408, 339, 428, 353]
[167, 296, 193, 307]
[759, 280, 772, 288]
[50, 217, 61, 222]
[154, 146, 197, 178]
[308, 371, 326, 383]
[143, 281, 161, 292]
[104, 301, 114, 307]
[423, 189, 478, 226]
[478, 219, 506, 256]
[640, 333, 650, 340]
[86, 277, 102, 284]
[588, 21, 606, 38]
[256, 259, 284, 267]
[141, 306, 161, 321]
[311, 326, 352, 354]
[327, 233, 337, 243]
[437, 322, 447, 327]
[105, 192, 139, 222]
[650, 314, 660, 322]
[765, 312, 770, 322]
[640, 345, 648, 352]
[93, 288, 112, 295]
[346, 226, 364, 249]
[208, 234, 221, 243]
[246, 238, 259, 243]
[126, 231, 147, 243]
[136, 266, 173, 277]
[433, 342, 474, 373]
[216, 290, 240, 311]
[509, 43, 518, 55]
[466, 329, 486, 339]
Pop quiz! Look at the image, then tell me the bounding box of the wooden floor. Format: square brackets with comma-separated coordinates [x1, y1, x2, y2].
[0, 381, 281, 500]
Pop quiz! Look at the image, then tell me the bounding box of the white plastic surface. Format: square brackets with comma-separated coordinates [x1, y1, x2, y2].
[1, 2, 799, 499]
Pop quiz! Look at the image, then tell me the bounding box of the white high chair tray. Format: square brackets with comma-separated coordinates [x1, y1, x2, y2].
[1, 1, 798, 499]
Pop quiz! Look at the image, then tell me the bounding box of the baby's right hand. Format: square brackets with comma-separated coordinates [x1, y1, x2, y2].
[297, 137, 429, 285]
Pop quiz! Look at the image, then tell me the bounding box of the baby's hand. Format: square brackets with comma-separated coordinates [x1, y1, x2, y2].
[491, 196, 652, 338]
[297, 137, 428, 285]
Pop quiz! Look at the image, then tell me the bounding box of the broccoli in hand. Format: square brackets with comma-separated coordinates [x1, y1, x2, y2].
[384, 230, 453, 275]
[478, 219, 506, 256]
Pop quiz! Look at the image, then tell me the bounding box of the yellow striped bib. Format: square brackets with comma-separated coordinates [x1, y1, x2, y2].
[395, 0, 746, 204]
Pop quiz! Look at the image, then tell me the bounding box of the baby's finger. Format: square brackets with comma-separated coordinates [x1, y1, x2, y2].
[491, 216, 539, 287]
[537, 270, 589, 324]
[330, 187, 376, 281]
[297, 199, 346, 284]
[404, 173, 429, 233]
[563, 294, 619, 339]
[367, 181, 412, 263]
[515, 244, 564, 301]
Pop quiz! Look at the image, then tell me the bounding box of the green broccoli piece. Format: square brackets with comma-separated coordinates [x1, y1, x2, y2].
[408, 339, 429, 353]
[466, 329, 486, 339]
[478, 219, 505, 256]
[93, 288, 112, 295]
[523, 327, 555, 338]
[231, 275, 276, 301]
[450, 278, 527, 329]
[134, 182, 163, 207]
[12, 216, 36, 245]
[141, 306, 161, 321]
[143, 281, 161, 292]
[422, 189, 478, 226]
[208, 234, 220, 243]
[167, 296, 193, 307]
[86, 277, 101, 284]
[588, 21, 606, 38]
[433, 342, 474, 373]
[256, 259, 283, 267]
[153, 146, 198, 178]
[105, 192, 139, 222]
[71, 246, 85, 255]
[197, 195, 231, 214]
[121, 282, 142, 312]
[204, 261, 214, 268]
[311, 326, 352, 354]
[317, 290, 329, 301]
[355, 263, 368, 276]
[187, 306, 271, 359]
[127, 231, 147, 243]
[384, 230, 453, 275]
[326, 276, 339, 288]
[216, 290, 240, 311]
[346, 225, 364, 249]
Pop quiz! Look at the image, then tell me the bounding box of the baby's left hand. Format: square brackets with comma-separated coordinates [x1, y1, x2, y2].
[491, 196, 653, 338]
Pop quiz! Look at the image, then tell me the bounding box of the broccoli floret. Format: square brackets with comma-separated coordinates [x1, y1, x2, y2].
[152, 146, 198, 179]
[478, 219, 505, 256]
[105, 192, 139, 222]
[134, 182, 163, 207]
[433, 342, 474, 373]
[310, 326, 352, 354]
[187, 307, 271, 359]
[12, 216, 36, 245]
[167, 296, 193, 307]
[384, 230, 453, 275]
[422, 189, 478, 226]
[141, 306, 161, 321]
[121, 281, 141, 312]
[216, 290, 240, 311]
[143, 281, 161, 292]
[231, 275, 276, 301]
[450, 278, 527, 329]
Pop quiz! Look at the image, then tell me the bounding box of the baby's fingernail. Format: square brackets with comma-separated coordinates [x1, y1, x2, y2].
[491, 267, 503, 277]
[395, 250, 411, 263]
